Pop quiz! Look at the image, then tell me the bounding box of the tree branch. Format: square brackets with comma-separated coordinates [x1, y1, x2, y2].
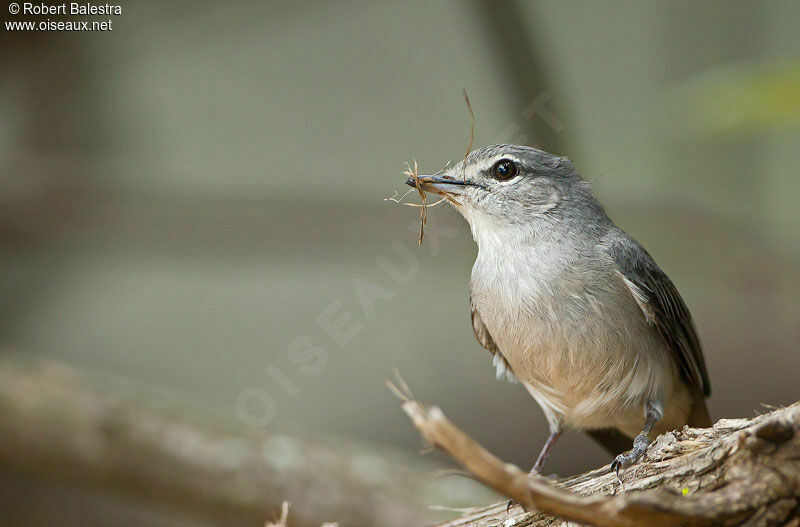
[0, 355, 490, 526]
[402, 398, 800, 527]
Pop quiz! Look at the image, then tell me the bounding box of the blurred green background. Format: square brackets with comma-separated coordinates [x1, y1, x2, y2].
[1, 0, 799, 524]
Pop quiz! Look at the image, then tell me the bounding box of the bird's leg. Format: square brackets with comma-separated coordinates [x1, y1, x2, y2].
[611, 400, 663, 477]
[531, 428, 562, 474]
[507, 427, 562, 513]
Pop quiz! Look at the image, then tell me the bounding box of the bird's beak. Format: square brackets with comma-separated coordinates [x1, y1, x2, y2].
[404, 175, 482, 195]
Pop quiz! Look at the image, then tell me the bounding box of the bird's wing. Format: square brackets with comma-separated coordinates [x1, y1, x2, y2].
[470, 296, 498, 353]
[607, 234, 711, 397]
[470, 296, 517, 382]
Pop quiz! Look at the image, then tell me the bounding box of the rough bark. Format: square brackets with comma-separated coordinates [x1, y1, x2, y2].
[400, 395, 800, 527]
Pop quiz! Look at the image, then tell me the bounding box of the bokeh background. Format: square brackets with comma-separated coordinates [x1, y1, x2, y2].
[1, 1, 799, 525]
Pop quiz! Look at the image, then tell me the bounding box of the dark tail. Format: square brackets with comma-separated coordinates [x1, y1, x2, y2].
[688, 395, 712, 428]
[586, 428, 631, 456]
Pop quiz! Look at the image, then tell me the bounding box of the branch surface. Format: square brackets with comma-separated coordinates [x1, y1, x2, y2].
[402, 398, 800, 527]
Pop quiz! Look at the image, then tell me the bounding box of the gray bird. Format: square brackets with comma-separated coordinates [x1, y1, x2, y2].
[405, 144, 711, 475]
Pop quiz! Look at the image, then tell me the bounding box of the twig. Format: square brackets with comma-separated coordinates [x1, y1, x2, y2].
[265, 502, 339, 527]
[400, 394, 800, 527]
[265, 502, 290, 527]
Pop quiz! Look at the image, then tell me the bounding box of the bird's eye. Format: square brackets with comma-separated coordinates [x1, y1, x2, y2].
[491, 159, 519, 181]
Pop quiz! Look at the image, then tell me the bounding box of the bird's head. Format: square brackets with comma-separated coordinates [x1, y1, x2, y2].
[406, 144, 596, 244]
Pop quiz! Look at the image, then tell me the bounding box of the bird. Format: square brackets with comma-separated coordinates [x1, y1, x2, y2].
[405, 144, 711, 476]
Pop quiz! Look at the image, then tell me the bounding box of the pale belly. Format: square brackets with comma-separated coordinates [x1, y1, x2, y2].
[472, 265, 691, 437]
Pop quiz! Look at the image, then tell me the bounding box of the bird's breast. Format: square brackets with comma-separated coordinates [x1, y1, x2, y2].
[470, 244, 676, 428]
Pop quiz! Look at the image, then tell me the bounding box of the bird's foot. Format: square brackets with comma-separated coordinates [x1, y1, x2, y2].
[610, 431, 649, 481]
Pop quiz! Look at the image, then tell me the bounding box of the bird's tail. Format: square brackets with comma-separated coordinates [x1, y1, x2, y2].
[586, 428, 631, 456]
[688, 395, 712, 428]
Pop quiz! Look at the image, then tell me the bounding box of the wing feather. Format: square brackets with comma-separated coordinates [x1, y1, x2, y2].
[608, 235, 711, 397]
[470, 296, 517, 383]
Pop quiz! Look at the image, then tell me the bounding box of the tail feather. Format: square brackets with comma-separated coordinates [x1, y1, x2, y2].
[586, 428, 631, 456]
[688, 396, 712, 428]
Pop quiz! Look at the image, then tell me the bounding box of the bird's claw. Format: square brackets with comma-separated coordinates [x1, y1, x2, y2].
[610, 451, 637, 473]
[610, 432, 648, 482]
[610, 454, 632, 483]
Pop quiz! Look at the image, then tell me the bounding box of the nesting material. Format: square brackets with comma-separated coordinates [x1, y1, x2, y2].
[461, 87, 475, 182]
[404, 159, 428, 245]
[389, 89, 476, 245]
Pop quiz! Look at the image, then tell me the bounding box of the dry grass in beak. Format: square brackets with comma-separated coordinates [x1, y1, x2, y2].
[404, 159, 428, 245]
[388, 89, 476, 245]
[385, 159, 462, 245]
[461, 87, 475, 183]
[397, 161, 460, 245]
